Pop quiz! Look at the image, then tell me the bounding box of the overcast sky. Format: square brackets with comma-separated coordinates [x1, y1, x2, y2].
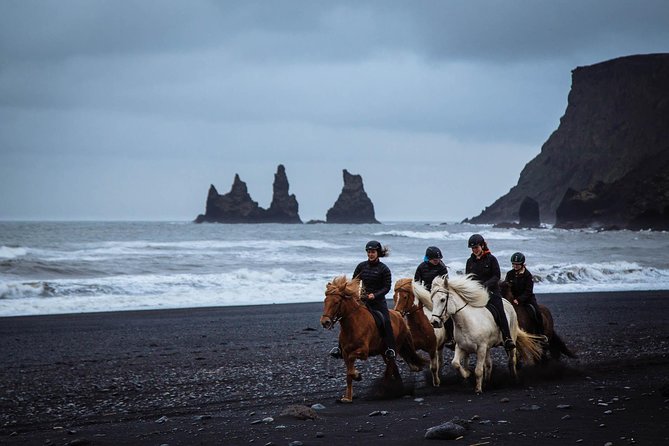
[1, 1, 668, 222]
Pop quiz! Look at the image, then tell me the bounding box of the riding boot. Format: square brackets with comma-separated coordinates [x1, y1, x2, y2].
[444, 318, 455, 350]
[532, 304, 545, 336]
[490, 294, 515, 351]
[383, 317, 397, 359]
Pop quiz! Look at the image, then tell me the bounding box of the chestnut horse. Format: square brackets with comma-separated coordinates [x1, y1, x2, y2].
[499, 281, 576, 360]
[320, 275, 425, 403]
[393, 278, 447, 386]
[414, 275, 544, 394]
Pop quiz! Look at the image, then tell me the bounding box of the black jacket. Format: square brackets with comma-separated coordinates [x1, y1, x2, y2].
[504, 268, 535, 305]
[466, 251, 501, 295]
[353, 260, 392, 302]
[414, 261, 449, 291]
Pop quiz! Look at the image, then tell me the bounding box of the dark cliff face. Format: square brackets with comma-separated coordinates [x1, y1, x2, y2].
[467, 53, 669, 228]
[326, 169, 380, 224]
[194, 165, 302, 223]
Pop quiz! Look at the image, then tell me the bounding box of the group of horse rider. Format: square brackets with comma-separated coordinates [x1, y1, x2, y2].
[329, 233, 543, 360]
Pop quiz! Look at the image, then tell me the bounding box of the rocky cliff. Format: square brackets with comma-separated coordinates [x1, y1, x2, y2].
[194, 164, 302, 223]
[326, 169, 380, 224]
[467, 53, 669, 229]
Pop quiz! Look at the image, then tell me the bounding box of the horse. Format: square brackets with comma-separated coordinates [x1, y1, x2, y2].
[393, 278, 447, 387]
[499, 281, 576, 360]
[413, 275, 544, 394]
[320, 275, 426, 403]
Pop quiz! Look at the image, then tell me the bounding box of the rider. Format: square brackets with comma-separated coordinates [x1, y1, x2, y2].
[330, 240, 397, 360]
[414, 246, 454, 347]
[466, 234, 516, 351]
[504, 252, 544, 335]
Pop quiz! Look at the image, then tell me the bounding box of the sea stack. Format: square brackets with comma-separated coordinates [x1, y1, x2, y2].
[194, 165, 302, 223]
[326, 169, 380, 224]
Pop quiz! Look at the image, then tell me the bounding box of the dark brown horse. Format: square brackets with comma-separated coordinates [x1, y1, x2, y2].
[393, 278, 447, 386]
[500, 281, 576, 360]
[320, 275, 425, 403]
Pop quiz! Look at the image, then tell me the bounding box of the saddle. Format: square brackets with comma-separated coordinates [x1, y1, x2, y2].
[364, 305, 387, 335]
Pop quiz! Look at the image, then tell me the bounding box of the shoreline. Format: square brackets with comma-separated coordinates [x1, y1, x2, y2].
[2, 289, 668, 320]
[1, 290, 668, 445]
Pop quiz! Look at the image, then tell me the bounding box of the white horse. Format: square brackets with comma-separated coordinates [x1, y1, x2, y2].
[413, 275, 543, 394]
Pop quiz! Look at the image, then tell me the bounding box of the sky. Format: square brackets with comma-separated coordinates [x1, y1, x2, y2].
[1, 1, 668, 222]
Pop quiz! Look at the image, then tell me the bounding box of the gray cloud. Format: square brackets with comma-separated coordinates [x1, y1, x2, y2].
[1, 1, 668, 221]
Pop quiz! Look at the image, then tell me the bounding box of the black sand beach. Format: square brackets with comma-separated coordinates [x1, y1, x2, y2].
[1, 291, 668, 445]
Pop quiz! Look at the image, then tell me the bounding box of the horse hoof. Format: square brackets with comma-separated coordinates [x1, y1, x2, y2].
[340, 397, 353, 403]
[353, 373, 362, 382]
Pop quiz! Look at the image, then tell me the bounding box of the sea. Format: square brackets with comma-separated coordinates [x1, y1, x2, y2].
[1, 221, 668, 317]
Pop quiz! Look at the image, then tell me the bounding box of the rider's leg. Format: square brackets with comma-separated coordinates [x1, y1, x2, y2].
[378, 305, 397, 359]
[490, 293, 515, 351]
[530, 300, 545, 335]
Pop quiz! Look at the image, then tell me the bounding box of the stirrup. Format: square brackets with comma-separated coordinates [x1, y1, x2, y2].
[384, 348, 396, 359]
[329, 346, 342, 359]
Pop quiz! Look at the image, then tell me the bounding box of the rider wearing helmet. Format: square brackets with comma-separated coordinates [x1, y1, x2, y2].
[504, 252, 544, 335]
[414, 246, 455, 348]
[414, 246, 449, 291]
[466, 234, 516, 351]
[330, 240, 396, 360]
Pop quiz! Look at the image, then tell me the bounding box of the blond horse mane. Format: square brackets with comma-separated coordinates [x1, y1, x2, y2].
[433, 274, 489, 308]
[327, 275, 362, 299]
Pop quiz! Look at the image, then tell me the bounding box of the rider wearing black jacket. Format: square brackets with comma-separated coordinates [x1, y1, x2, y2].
[414, 246, 449, 291]
[329, 240, 396, 360]
[466, 234, 515, 351]
[504, 252, 544, 335]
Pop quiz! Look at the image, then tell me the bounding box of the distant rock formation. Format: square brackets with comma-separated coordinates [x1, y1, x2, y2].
[326, 170, 380, 224]
[493, 196, 540, 229]
[265, 165, 302, 223]
[518, 197, 540, 228]
[194, 164, 302, 223]
[466, 54, 669, 230]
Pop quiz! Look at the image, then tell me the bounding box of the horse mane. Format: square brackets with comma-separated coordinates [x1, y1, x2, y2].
[411, 280, 433, 310]
[446, 274, 489, 307]
[328, 275, 362, 299]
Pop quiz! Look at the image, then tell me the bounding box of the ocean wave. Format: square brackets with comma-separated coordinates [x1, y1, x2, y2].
[376, 229, 532, 242]
[0, 246, 28, 259]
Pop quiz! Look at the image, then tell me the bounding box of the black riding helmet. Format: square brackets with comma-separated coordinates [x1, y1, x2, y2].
[468, 234, 485, 248]
[511, 252, 525, 264]
[425, 246, 442, 260]
[365, 240, 382, 252]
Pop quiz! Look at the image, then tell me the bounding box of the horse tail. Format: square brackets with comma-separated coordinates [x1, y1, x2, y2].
[515, 329, 544, 364]
[549, 332, 577, 359]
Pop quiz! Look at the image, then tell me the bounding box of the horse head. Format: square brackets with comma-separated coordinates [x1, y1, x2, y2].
[320, 276, 361, 330]
[393, 278, 415, 315]
[429, 275, 451, 328]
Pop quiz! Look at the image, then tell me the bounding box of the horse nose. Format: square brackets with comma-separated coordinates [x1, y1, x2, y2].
[431, 318, 442, 328]
[320, 316, 332, 329]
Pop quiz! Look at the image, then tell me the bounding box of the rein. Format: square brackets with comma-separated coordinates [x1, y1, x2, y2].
[322, 291, 363, 328]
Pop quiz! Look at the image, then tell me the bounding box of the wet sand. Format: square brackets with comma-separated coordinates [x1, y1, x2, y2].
[1, 290, 668, 445]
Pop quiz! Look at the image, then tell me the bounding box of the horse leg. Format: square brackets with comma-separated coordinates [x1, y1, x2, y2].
[451, 346, 470, 380]
[474, 345, 487, 394]
[507, 345, 519, 383]
[430, 347, 441, 387]
[341, 358, 359, 403]
[484, 350, 493, 384]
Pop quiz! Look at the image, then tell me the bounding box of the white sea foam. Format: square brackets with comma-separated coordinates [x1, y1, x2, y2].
[0, 246, 28, 259]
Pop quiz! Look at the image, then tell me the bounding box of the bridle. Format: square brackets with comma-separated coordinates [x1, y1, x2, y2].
[431, 288, 468, 321]
[394, 285, 422, 317]
[321, 290, 363, 329]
